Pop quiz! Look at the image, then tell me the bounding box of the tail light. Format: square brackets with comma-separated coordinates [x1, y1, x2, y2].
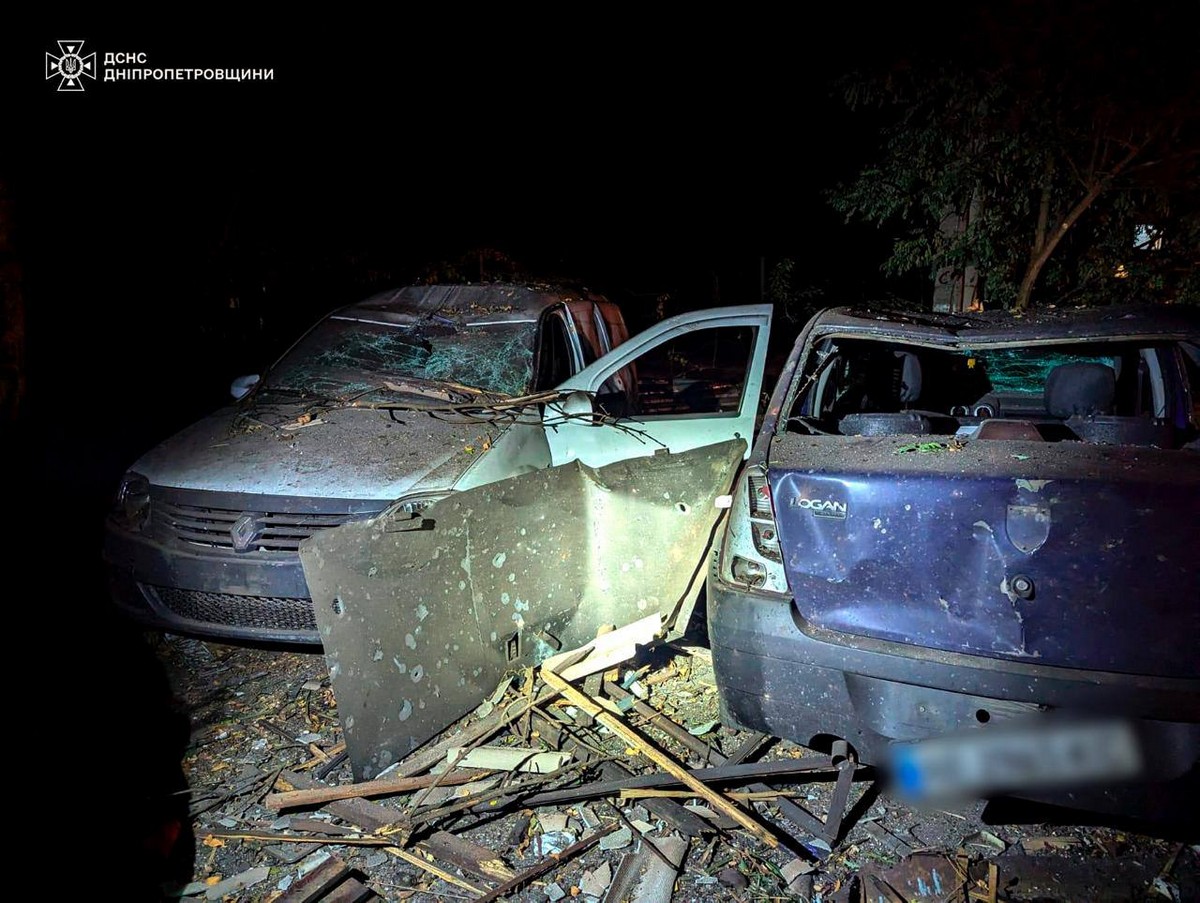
[746, 471, 781, 561]
[719, 464, 790, 594]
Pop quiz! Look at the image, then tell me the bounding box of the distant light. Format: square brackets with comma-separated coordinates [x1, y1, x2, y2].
[1134, 224, 1162, 251]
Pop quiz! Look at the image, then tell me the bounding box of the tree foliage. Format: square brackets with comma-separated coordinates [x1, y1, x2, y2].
[829, 2, 1200, 310]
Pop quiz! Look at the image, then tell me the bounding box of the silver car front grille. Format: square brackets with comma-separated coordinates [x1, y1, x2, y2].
[156, 502, 358, 553]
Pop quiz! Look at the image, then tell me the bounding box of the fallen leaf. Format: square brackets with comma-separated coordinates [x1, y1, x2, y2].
[202, 835, 225, 849]
[204, 875, 221, 886]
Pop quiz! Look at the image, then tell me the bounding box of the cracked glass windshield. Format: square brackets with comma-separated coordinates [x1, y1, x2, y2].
[263, 316, 537, 399]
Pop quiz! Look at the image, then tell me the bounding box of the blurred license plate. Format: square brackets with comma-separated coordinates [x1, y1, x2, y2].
[890, 719, 1143, 801]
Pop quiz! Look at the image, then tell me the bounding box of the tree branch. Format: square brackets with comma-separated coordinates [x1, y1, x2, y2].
[1014, 137, 1151, 311]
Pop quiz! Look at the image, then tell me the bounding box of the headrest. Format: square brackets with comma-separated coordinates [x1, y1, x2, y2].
[1044, 362, 1116, 417]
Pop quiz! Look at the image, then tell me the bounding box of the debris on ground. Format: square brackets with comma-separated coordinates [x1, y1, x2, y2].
[150, 633, 1200, 901]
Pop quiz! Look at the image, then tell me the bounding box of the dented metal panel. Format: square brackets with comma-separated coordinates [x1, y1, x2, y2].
[300, 439, 746, 779]
[767, 433, 1200, 676]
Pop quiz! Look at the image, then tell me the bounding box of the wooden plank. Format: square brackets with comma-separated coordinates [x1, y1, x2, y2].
[620, 789, 809, 801]
[598, 762, 712, 838]
[516, 757, 836, 807]
[282, 772, 513, 884]
[821, 750, 857, 844]
[541, 666, 779, 849]
[540, 615, 663, 682]
[286, 819, 358, 836]
[293, 741, 348, 773]
[277, 855, 351, 903]
[323, 795, 394, 832]
[266, 768, 492, 810]
[673, 728, 841, 844]
[420, 831, 516, 882]
[385, 846, 484, 894]
[322, 877, 373, 903]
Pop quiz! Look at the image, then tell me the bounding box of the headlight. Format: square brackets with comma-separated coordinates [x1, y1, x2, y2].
[380, 491, 448, 522]
[114, 471, 151, 530]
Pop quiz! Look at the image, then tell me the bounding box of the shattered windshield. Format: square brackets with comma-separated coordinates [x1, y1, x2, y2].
[788, 335, 1188, 446]
[263, 317, 536, 399]
[970, 348, 1121, 395]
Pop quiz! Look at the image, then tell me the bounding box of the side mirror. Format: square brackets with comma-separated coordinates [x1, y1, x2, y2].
[560, 390, 595, 419]
[230, 374, 260, 400]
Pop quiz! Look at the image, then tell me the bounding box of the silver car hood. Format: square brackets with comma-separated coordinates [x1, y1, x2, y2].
[132, 404, 488, 500]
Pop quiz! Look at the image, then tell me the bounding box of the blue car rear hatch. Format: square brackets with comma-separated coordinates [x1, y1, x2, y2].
[768, 433, 1199, 679]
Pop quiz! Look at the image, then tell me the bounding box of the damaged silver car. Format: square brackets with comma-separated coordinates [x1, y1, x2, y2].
[105, 282, 772, 662]
[105, 283, 634, 644]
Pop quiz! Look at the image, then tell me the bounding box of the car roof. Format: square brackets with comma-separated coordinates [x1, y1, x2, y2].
[336, 283, 607, 326]
[807, 304, 1199, 346]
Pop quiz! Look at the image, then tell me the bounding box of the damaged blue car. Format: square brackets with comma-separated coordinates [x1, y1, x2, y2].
[708, 305, 1200, 819]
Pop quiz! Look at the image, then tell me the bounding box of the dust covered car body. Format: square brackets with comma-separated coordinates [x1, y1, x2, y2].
[709, 305, 1199, 818]
[104, 284, 631, 644]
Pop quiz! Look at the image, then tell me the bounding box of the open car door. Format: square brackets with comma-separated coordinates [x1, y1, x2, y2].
[545, 305, 772, 468]
[300, 306, 772, 778]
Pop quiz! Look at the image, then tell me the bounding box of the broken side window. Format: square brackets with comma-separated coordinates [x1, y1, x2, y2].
[595, 326, 756, 418]
[534, 312, 574, 390]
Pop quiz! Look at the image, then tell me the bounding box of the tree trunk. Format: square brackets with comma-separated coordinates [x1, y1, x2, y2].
[1014, 185, 1101, 312]
[1013, 142, 1145, 312]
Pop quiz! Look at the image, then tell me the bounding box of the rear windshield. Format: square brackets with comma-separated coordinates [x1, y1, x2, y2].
[786, 336, 1194, 447]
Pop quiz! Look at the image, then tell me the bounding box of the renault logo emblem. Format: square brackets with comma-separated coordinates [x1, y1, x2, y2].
[230, 513, 264, 552]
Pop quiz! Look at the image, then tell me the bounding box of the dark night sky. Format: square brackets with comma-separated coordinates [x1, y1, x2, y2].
[10, 20, 908, 499]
